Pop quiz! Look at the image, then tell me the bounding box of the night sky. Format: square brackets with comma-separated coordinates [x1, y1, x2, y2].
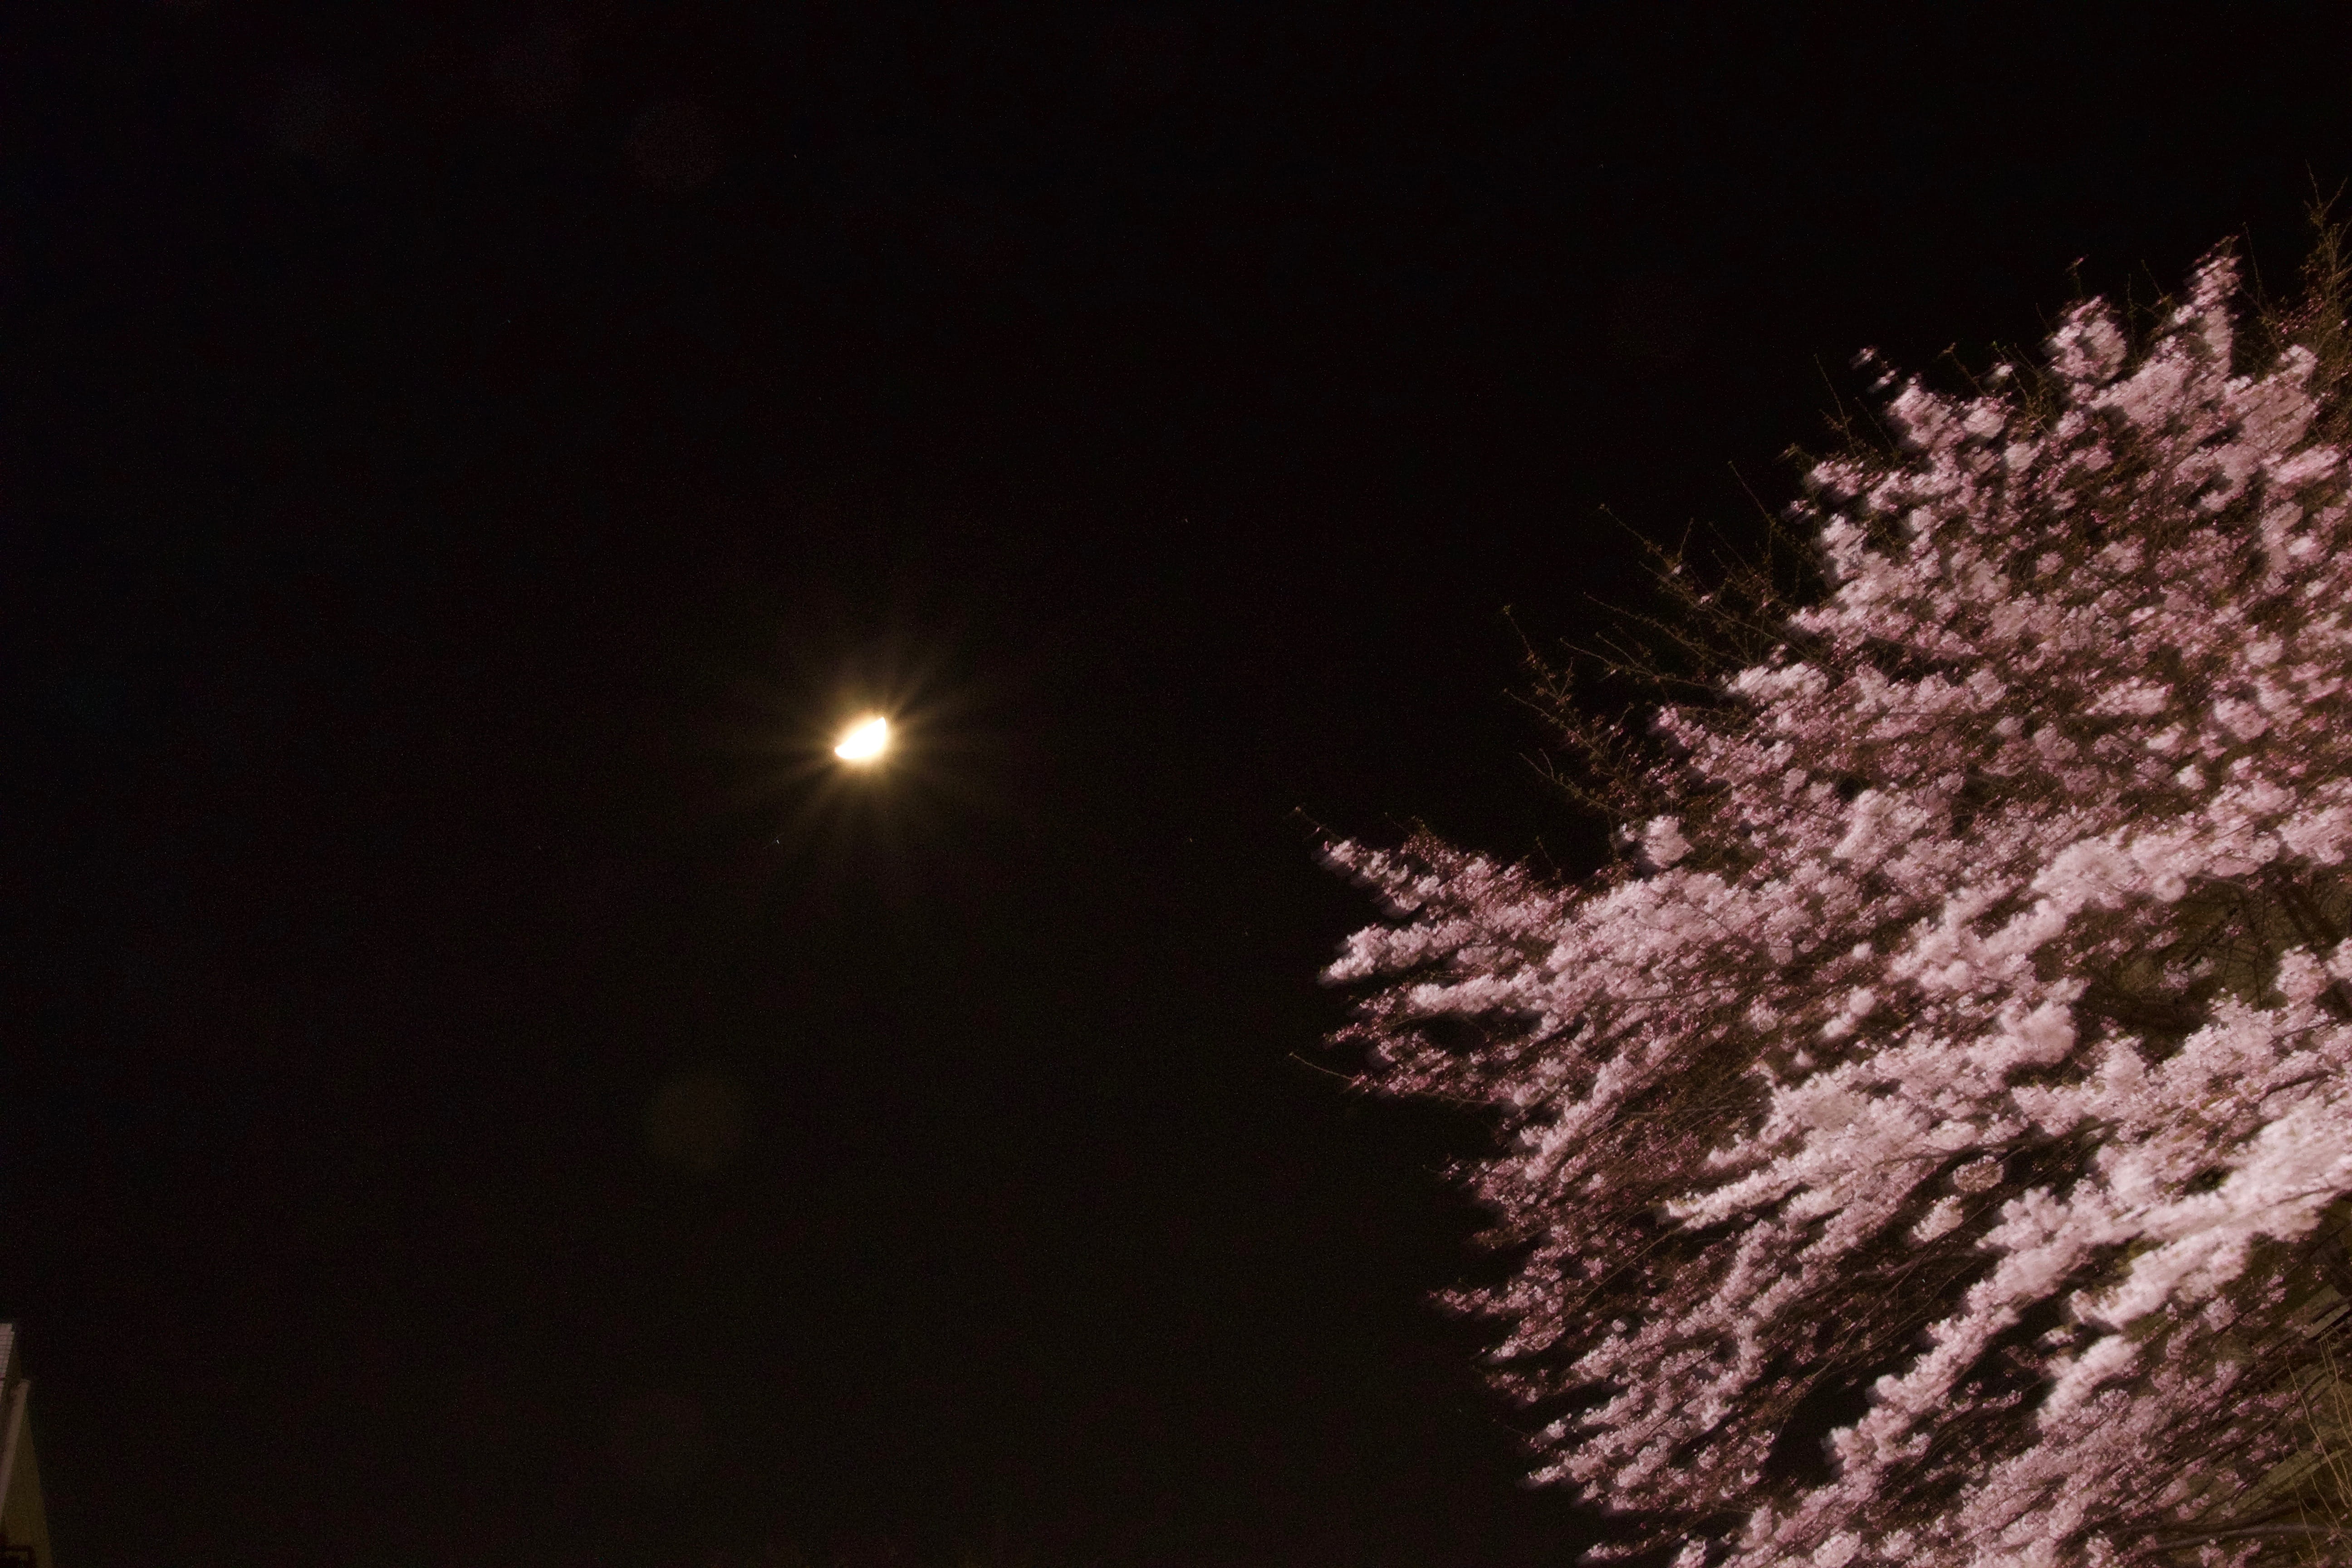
[5, 8, 2352, 1568]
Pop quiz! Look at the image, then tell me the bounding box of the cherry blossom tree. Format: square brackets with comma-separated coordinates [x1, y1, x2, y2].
[1324, 236, 2352, 1567]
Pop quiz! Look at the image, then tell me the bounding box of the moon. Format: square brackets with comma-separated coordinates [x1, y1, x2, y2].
[833, 715, 891, 763]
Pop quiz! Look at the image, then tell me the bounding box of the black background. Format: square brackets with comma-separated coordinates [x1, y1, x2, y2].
[4, 6, 2350, 1568]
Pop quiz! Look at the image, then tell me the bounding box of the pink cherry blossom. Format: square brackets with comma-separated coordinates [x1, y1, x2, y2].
[1325, 243, 2352, 1566]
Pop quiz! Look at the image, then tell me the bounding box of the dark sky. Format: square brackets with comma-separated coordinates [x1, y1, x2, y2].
[4, 7, 2350, 1568]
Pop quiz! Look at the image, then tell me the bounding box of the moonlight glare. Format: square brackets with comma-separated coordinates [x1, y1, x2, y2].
[716, 617, 1020, 911]
[833, 715, 891, 763]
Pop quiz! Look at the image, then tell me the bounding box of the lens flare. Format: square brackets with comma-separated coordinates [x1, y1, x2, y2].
[833, 715, 891, 763]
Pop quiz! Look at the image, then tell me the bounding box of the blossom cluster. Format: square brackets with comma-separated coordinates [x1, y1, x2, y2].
[1326, 251, 2352, 1566]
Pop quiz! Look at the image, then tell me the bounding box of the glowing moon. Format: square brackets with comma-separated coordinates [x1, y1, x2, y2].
[833, 715, 891, 763]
